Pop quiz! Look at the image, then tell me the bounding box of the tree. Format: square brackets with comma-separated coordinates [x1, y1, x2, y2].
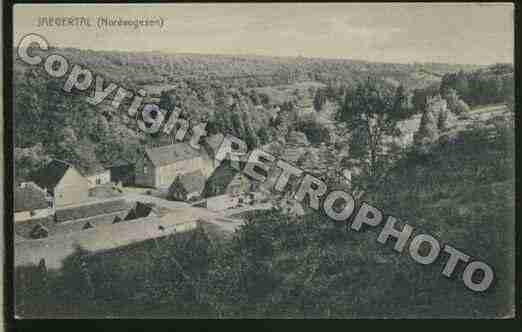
[454, 70, 470, 102]
[249, 89, 261, 106]
[325, 84, 336, 100]
[490, 63, 514, 75]
[230, 110, 244, 138]
[244, 121, 260, 149]
[336, 78, 405, 183]
[257, 127, 270, 145]
[437, 107, 449, 132]
[454, 99, 470, 115]
[159, 90, 177, 111]
[313, 89, 327, 112]
[60, 245, 95, 301]
[392, 85, 409, 118]
[505, 90, 515, 114]
[411, 89, 427, 113]
[443, 88, 460, 113]
[15, 143, 50, 181]
[414, 107, 439, 149]
[502, 75, 515, 109]
[412, 84, 440, 114]
[297, 120, 330, 145]
[259, 92, 271, 106]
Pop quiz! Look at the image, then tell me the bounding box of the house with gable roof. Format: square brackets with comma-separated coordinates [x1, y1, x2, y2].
[84, 164, 111, 188]
[168, 170, 207, 202]
[135, 142, 214, 189]
[31, 159, 90, 207]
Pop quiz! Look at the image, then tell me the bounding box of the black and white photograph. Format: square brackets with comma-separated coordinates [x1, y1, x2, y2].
[8, 3, 516, 319]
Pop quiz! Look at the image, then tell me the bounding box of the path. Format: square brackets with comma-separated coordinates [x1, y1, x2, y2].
[122, 193, 272, 234]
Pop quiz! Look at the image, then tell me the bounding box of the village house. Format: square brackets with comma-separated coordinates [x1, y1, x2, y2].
[31, 159, 90, 207]
[202, 133, 225, 169]
[14, 182, 52, 222]
[85, 166, 111, 188]
[281, 130, 310, 164]
[202, 160, 254, 198]
[135, 142, 214, 189]
[108, 159, 135, 186]
[168, 170, 207, 202]
[190, 159, 257, 211]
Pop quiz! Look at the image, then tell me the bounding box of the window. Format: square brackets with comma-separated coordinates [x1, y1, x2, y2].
[96, 178, 101, 185]
[144, 166, 148, 174]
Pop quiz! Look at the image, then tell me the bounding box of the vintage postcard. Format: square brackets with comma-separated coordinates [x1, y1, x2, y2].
[10, 3, 515, 318]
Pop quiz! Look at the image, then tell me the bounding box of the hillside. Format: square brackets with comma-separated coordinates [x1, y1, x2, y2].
[14, 47, 508, 183]
[15, 119, 515, 318]
[14, 47, 484, 90]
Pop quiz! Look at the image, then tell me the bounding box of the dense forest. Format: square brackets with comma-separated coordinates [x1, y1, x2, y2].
[439, 63, 515, 107]
[13, 47, 513, 182]
[13, 47, 482, 90]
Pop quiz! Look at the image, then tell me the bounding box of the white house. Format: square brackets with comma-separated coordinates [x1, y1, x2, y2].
[85, 168, 111, 188]
[32, 159, 90, 207]
[135, 143, 214, 189]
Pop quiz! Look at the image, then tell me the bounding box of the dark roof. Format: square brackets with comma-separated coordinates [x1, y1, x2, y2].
[14, 182, 48, 212]
[124, 201, 158, 220]
[145, 143, 201, 167]
[31, 159, 73, 190]
[41, 158, 105, 179]
[173, 171, 207, 194]
[108, 159, 133, 168]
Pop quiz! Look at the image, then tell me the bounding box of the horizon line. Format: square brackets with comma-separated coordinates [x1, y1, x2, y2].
[14, 44, 509, 68]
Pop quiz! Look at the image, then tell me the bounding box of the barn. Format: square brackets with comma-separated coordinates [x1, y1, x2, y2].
[31, 159, 90, 207]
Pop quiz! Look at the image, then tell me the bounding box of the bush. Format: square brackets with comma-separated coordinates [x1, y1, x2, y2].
[414, 108, 439, 151]
[454, 99, 470, 115]
[437, 108, 449, 131]
[297, 120, 331, 145]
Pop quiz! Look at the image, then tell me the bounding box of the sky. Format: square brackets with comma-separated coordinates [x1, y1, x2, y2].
[13, 3, 514, 65]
